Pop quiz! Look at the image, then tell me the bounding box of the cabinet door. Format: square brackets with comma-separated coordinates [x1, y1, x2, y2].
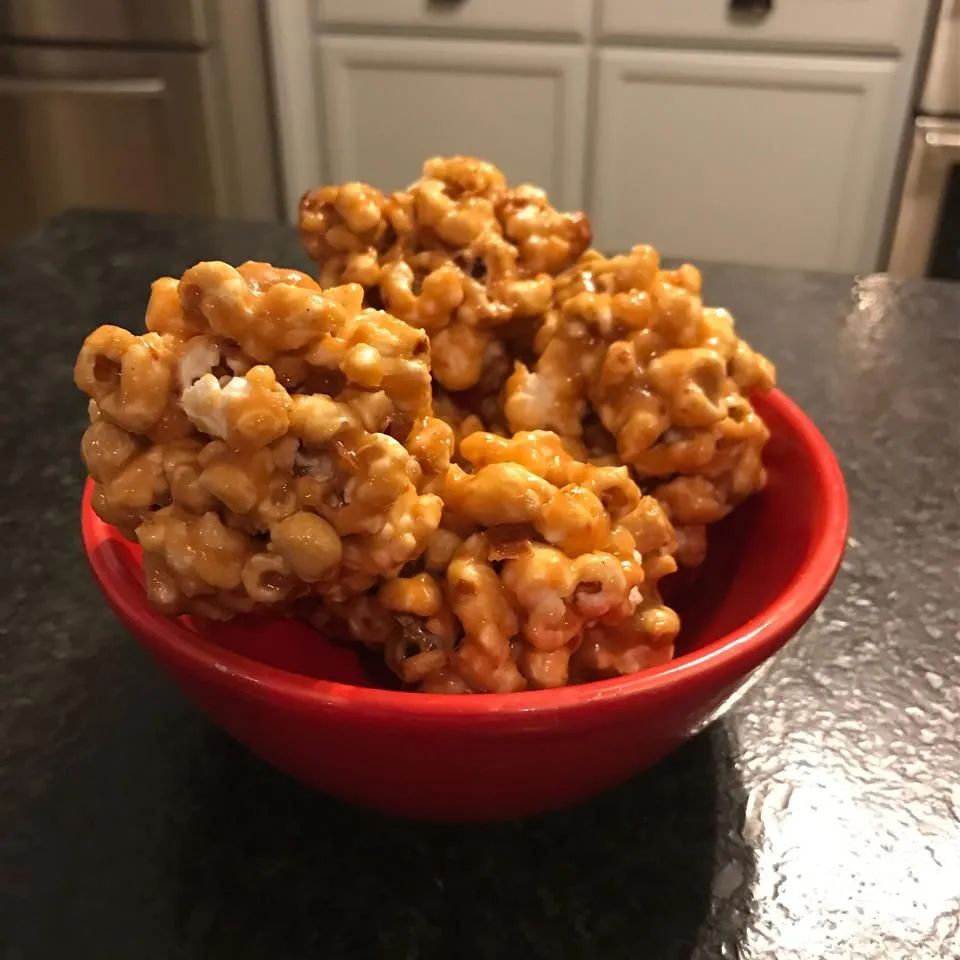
[318, 36, 588, 209]
[590, 49, 904, 272]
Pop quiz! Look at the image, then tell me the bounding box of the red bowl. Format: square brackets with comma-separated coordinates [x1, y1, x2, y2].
[81, 389, 847, 821]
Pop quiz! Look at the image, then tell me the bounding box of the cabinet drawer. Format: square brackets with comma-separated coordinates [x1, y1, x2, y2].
[599, 0, 927, 54]
[317, 0, 591, 40]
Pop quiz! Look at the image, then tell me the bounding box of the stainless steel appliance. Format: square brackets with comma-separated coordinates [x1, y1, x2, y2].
[0, 0, 279, 242]
[888, 0, 960, 279]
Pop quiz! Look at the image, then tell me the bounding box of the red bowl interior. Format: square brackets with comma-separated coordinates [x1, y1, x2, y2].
[82, 388, 847, 819]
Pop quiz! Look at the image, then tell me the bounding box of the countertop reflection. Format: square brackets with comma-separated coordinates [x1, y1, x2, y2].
[0, 212, 957, 960]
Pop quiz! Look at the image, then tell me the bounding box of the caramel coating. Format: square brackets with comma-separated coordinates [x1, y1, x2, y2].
[314, 425, 681, 694]
[271, 512, 342, 582]
[299, 156, 589, 393]
[177, 261, 431, 426]
[497, 184, 592, 275]
[76, 261, 441, 620]
[75, 326, 175, 433]
[503, 246, 776, 553]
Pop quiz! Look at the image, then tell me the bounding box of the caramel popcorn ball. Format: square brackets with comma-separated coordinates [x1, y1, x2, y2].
[300, 156, 590, 396]
[503, 245, 775, 563]
[78, 156, 779, 695]
[304, 428, 680, 693]
[76, 261, 443, 620]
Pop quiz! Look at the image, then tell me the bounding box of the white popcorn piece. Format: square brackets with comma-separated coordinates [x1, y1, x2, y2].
[177, 336, 221, 389]
[180, 372, 251, 439]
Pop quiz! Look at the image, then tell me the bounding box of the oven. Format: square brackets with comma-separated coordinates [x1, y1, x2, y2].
[888, 0, 960, 280]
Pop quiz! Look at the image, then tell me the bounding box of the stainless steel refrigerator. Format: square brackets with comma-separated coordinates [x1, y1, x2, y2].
[0, 0, 280, 242]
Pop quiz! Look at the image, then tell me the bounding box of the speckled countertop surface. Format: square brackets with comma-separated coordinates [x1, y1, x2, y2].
[1, 211, 958, 959]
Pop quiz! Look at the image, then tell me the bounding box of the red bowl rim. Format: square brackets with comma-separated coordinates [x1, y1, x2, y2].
[82, 388, 848, 719]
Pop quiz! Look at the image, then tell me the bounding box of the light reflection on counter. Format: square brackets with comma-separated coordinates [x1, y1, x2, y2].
[740, 743, 960, 956]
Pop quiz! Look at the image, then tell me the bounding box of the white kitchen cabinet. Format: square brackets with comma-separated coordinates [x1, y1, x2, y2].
[269, 0, 928, 270]
[316, 36, 588, 209]
[317, 0, 591, 41]
[589, 48, 907, 272]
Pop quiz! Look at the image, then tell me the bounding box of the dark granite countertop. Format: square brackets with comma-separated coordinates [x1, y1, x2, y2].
[1, 211, 958, 960]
